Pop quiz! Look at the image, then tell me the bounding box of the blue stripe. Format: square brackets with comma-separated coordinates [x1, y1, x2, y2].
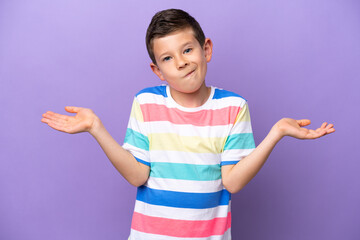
[136, 186, 231, 209]
[135, 157, 150, 166]
[212, 88, 246, 100]
[224, 133, 255, 150]
[221, 161, 239, 166]
[136, 85, 167, 97]
[124, 128, 149, 151]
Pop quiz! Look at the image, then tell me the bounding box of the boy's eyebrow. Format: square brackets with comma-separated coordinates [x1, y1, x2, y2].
[179, 41, 194, 48]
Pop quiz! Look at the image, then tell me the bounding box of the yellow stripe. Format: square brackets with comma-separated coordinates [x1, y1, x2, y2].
[149, 133, 226, 153]
[235, 103, 251, 123]
[130, 99, 144, 122]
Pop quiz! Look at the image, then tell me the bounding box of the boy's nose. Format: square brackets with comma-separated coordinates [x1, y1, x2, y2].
[176, 57, 189, 70]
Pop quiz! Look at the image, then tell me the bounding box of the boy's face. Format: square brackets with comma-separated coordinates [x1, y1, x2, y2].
[150, 28, 213, 97]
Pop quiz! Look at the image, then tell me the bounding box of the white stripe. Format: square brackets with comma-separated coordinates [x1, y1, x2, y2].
[129, 227, 231, 240]
[133, 200, 231, 221]
[136, 92, 173, 107]
[221, 148, 255, 163]
[211, 96, 247, 110]
[146, 121, 233, 137]
[145, 177, 223, 193]
[128, 117, 253, 138]
[150, 151, 221, 165]
[123, 143, 255, 165]
[229, 121, 253, 134]
[127, 117, 146, 132]
[127, 118, 253, 137]
[122, 143, 149, 162]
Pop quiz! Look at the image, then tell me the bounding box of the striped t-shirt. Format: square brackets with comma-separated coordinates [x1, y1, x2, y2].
[123, 85, 255, 239]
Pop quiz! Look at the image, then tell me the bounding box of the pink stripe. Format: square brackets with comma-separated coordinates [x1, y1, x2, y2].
[140, 104, 240, 126]
[131, 211, 231, 237]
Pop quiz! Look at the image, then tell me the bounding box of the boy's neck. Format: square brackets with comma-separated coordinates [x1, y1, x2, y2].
[169, 83, 211, 108]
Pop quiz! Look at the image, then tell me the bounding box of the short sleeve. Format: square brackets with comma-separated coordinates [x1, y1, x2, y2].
[221, 102, 256, 166]
[122, 97, 150, 166]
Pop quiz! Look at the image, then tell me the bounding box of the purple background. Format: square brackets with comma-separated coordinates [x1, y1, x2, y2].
[1, 0, 359, 239]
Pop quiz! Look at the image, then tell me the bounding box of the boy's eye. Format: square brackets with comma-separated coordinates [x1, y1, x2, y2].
[184, 48, 192, 54]
[163, 56, 172, 62]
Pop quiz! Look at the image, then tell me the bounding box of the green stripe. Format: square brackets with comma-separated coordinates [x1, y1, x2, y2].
[150, 162, 221, 181]
[224, 133, 255, 150]
[124, 128, 149, 151]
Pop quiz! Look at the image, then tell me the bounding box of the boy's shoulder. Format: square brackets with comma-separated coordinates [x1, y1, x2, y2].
[212, 87, 247, 102]
[135, 85, 168, 98]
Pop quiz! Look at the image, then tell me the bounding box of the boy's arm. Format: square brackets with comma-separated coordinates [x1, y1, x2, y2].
[41, 106, 150, 187]
[221, 118, 335, 194]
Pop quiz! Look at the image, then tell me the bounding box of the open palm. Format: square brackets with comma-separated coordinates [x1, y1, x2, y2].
[275, 118, 335, 139]
[41, 106, 97, 134]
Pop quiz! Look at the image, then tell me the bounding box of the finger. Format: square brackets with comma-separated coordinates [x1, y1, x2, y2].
[48, 119, 67, 127]
[42, 112, 68, 123]
[42, 111, 56, 118]
[47, 121, 69, 133]
[297, 119, 311, 127]
[308, 130, 326, 139]
[41, 117, 61, 124]
[41, 117, 50, 123]
[65, 106, 81, 113]
[327, 128, 335, 134]
[309, 129, 317, 134]
[325, 123, 334, 130]
[43, 111, 72, 122]
[320, 122, 327, 129]
[44, 111, 55, 114]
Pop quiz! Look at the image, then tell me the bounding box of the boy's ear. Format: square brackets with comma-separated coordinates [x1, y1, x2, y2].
[203, 38, 213, 63]
[150, 63, 165, 81]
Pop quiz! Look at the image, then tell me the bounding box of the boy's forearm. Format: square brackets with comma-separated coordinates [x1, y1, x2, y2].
[89, 118, 149, 187]
[222, 126, 283, 194]
[222, 117, 335, 193]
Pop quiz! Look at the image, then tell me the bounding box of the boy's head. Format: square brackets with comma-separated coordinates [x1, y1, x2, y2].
[146, 9, 206, 65]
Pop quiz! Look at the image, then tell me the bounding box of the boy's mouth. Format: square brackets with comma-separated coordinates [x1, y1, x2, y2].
[184, 69, 196, 78]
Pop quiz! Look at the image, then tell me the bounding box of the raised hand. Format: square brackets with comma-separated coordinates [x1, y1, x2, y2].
[273, 118, 335, 140]
[41, 106, 99, 134]
[41, 106, 150, 186]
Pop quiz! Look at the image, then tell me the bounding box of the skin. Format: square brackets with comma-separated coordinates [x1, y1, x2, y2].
[150, 28, 213, 108]
[41, 28, 335, 192]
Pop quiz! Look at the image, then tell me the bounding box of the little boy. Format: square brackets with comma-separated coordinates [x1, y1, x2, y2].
[41, 9, 335, 240]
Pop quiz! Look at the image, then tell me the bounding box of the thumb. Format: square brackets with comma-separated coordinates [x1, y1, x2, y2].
[65, 106, 81, 113]
[296, 119, 311, 127]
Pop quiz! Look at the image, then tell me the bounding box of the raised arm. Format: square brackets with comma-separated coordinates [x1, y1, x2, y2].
[221, 118, 335, 194]
[41, 106, 150, 187]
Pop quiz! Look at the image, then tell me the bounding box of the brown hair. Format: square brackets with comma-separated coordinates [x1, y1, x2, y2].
[146, 9, 206, 65]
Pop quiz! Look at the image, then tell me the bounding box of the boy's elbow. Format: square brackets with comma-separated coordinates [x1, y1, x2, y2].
[222, 179, 243, 194]
[127, 174, 149, 187]
[224, 185, 242, 194]
[130, 181, 144, 188]
[127, 161, 150, 187]
[129, 178, 147, 187]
